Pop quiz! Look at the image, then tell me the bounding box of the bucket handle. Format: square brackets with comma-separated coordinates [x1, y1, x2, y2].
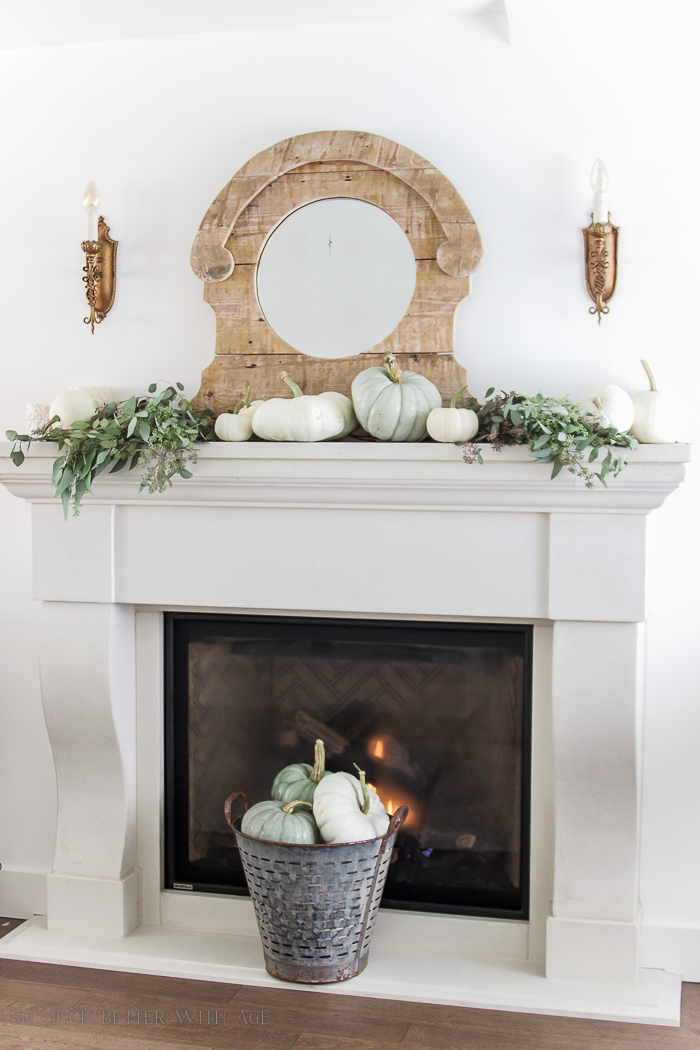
[383, 804, 409, 844]
[354, 804, 409, 970]
[224, 790, 250, 831]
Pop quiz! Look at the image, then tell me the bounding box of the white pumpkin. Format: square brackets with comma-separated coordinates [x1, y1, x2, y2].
[426, 382, 478, 443]
[313, 766, 390, 844]
[252, 373, 357, 442]
[631, 360, 678, 444]
[214, 392, 263, 442]
[352, 354, 442, 442]
[576, 384, 635, 432]
[71, 385, 115, 407]
[49, 389, 95, 426]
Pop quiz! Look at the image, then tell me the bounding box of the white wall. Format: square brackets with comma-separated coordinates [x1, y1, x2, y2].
[1, 0, 698, 971]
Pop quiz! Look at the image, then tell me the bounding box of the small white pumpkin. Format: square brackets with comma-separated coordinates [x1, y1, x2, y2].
[71, 385, 115, 408]
[426, 382, 479, 443]
[214, 388, 263, 442]
[49, 389, 95, 426]
[631, 360, 678, 444]
[352, 354, 441, 442]
[313, 765, 390, 844]
[576, 383, 635, 432]
[252, 373, 357, 442]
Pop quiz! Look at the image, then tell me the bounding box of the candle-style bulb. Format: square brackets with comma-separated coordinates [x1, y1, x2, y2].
[83, 181, 100, 242]
[590, 159, 609, 193]
[83, 181, 100, 213]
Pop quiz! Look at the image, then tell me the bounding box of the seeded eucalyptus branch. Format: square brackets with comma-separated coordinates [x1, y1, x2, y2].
[6, 383, 217, 517]
[460, 389, 638, 488]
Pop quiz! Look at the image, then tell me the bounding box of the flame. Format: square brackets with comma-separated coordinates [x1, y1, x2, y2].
[372, 739, 385, 759]
[386, 800, 394, 816]
[367, 782, 378, 793]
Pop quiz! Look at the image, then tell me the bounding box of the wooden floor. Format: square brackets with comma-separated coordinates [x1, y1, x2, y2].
[0, 956, 698, 1050]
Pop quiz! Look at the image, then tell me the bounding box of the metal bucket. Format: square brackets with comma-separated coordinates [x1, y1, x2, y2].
[226, 794, 408, 984]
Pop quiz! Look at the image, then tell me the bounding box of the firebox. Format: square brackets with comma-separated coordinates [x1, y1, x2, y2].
[165, 614, 532, 919]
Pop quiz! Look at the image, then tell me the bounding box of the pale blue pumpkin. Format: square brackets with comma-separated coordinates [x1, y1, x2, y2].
[351, 353, 442, 442]
[272, 739, 330, 805]
[241, 799, 320, 844]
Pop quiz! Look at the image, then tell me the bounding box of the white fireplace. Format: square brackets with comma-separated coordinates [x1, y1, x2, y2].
[0, 438, 689, 1025]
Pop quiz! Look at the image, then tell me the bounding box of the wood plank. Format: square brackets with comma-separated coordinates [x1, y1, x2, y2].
[0, 961, 239, 1001]
[683, 984, 700, 1036]
[194, 352, 467, 416]
[0, 1020, 218, 1050]
[229, 988, 410, 1043]
[0, 920, 26, 941]
[288, 1036, 406, 1050]
[404, 1017, 700, 1050]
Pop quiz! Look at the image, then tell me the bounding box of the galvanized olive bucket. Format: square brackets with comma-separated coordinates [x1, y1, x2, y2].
[225, 793, 407, 984]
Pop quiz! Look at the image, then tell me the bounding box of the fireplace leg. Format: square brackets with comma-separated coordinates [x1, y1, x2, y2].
[40, 602, 139, 937]
[547, 620, 643, 983]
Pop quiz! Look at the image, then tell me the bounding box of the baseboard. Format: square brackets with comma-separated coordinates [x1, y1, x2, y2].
[0, 869, 47, 918]
[641, 923, 700, 982]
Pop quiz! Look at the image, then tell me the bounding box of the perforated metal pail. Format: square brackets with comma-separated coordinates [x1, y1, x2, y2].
[233, 806, 407, 984]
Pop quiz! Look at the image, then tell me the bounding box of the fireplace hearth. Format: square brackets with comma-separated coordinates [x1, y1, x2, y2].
[165, 614, 532, 918]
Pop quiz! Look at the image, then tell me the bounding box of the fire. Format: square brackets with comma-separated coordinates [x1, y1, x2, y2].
[386, 800, 394, 816]
[371, 739, 385, 760]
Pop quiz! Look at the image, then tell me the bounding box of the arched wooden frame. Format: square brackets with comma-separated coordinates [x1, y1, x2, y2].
[190, 131, 482, 414]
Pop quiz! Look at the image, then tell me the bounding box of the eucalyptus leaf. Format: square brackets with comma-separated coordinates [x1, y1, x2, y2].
[461, 388, 636, 489]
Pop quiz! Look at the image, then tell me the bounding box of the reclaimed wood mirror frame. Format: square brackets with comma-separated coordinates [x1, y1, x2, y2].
[190, 130, 483, 415]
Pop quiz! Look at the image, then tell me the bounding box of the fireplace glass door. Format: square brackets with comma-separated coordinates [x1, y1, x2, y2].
[165, 614, 532, 918]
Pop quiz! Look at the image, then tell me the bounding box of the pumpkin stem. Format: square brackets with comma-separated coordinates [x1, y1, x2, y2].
[383, 353, 403, 385]
[282, 800, 313, 814]
[353, 763, 371, 815]
[641, 359, 657, 392]
[310, 739, 326, 784]
[281, 372, 304, 398]
[232, 399, 245, 415]
[450, 381, 471, 410]
[244, 385, 251, 408]
[592, 396, 604, 410]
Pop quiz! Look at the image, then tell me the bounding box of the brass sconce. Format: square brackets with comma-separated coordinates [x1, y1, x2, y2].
[583, 159, 618, 323]
[81, 181, 117, 333]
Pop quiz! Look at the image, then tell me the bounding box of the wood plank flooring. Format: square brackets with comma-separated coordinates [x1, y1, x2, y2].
[0, 956, 698, 1050]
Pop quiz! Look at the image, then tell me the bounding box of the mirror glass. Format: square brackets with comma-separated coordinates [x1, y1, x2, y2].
[256, 197, 416, 360]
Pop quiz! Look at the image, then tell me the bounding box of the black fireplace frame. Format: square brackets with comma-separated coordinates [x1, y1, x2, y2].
[164, 612, 533, 921]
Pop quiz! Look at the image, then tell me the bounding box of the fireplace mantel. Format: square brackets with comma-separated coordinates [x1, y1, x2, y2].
[0, 441, 690, 1025]
[0, 440, 688, 512]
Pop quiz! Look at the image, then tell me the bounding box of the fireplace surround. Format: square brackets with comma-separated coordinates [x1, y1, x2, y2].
[0, 438, 690, 1024]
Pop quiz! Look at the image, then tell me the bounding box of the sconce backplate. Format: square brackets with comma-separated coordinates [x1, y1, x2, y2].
[583, 219, 618, 322]
[93, 216, 118, 320]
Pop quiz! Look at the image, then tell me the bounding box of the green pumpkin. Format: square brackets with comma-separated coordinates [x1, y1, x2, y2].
[351, 353, 442, 442]
[272, 739, 330, 805]
[241, 799, 319, 843]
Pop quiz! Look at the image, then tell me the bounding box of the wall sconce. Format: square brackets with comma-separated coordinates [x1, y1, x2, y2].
[582, 159, 618, 323]
[81, 181, 118, 333]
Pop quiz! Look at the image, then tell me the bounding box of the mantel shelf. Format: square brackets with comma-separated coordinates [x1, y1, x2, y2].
[0, 441, 690, 514]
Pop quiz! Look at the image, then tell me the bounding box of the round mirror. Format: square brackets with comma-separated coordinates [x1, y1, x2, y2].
[255, 197, 416, 360]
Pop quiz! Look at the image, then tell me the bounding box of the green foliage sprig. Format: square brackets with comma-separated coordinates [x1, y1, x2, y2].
[460, 389, 638, 487]
[6, 384, 217, 517]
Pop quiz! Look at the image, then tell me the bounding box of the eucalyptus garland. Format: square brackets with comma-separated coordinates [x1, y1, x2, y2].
[460, 389, 638, 487]
[6, 384, 216, 516]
